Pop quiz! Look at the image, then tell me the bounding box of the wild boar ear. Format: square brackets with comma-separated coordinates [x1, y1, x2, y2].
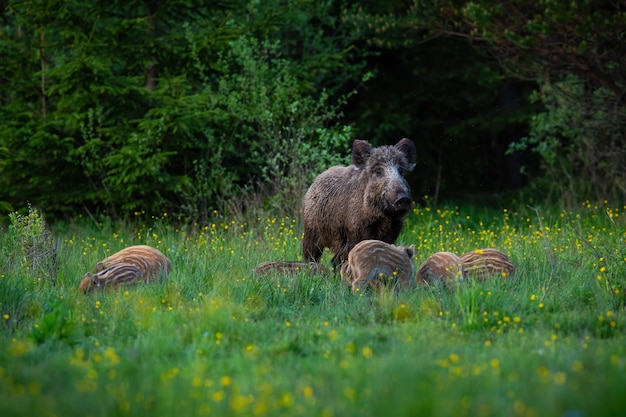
[405, 245, 415, 259]
[352, 140, 372, 168]
[79, 274, 93, 293]
[395, 138, 417, 171]
[88, 272, 99, 285]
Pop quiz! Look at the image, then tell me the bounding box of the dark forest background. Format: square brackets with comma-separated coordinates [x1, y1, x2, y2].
[1, 0, 624, 223]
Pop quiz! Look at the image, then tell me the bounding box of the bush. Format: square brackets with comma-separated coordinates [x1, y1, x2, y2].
[509, 74, 626, 207]
[202, 37, 353, 220]
[7, 205, 58, 286]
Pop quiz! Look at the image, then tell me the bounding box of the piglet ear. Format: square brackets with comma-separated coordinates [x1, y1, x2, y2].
[395, 138, 416, 171]
[352, 140, 372, 168]
[79, 274, 93, 293]
[340, 263, 353, 284]
[405, 244, 416, 259]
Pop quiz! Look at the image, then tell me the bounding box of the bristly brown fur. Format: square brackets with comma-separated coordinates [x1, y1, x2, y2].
[79, 263, 144, 293]
[340, 240, 415, 292]
[416, 251, 464, 285]
[79, 245, 172, 293]
[93, 245, 172, 273]
[460, 248, 516, 280]
[255, 261, 329, 276]
[302, 139, 416, 269]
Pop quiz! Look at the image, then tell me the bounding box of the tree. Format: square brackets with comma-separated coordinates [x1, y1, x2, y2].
[0, 0, 360, 221]
[402, 0, 626, 204]
[408, 0, 625, 103]
[337, 1, 537, 202]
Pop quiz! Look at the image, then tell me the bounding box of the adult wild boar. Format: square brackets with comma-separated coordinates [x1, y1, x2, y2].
[302, 138, 416, 268]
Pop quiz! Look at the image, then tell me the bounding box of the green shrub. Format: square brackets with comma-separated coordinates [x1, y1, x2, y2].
[7, 205, 57, 285]
[509, 74, 626, 207]
[178, 36, 353, 222]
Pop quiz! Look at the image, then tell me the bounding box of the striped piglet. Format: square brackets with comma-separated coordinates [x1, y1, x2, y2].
[340, 239, 415, 292]
[79, 245, 172, 293]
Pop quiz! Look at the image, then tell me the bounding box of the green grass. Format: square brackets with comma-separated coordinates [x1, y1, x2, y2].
[1, 201, 625, 417]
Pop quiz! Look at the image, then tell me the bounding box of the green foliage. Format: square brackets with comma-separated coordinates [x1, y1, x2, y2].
[0, 146, 12, 215]
[0, 267, 36, 335]
[342, 36, 527, 199]
[392, 0, 626, 202]
[509, 75, 626, 206]
[337, 2, 539, 201]
[418, 0, 626, 97]
[7, 204, 57, 284]
[1, 0, 625, 221]
[9, 205, 48, 241]
[29, 301, 80, 345]
[0, 0, 359, 221]
[180, 35, 353, 220]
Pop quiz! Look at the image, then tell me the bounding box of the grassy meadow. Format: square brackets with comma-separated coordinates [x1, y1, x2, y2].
[1, 200, 625, 417]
